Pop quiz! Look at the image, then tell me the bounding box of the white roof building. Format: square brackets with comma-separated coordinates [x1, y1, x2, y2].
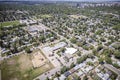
[95, 68, 100, 73]
[59, 75, 66, 80]
[117, 61, 120, 66]
[44, 41, 66, 52]
[52, 42, 67, 51]
[76, 70, 84, 76]
[85, 66, 93, 72]
[54, 78, 59, 80]
[78, 63, 86, 68]
[65, 47, 77, 55]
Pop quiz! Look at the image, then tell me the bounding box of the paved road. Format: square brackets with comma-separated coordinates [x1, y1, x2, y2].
[0, 42, 36, 61]
[104, 64, 120, 80]
[0, 51, 25, 61]
[104, 64, 120, 75]
[34, 23, 93, 80]
[41, 46, 61, 67]
[44, 24, 92, 56]
[34, 67, 61, 80]
[35, 44, 78, 80]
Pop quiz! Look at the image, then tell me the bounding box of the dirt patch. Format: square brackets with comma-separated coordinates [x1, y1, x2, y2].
[7, 60, 16, 65]
[32, 51, 46, 68]
[0, 50, 54, 80]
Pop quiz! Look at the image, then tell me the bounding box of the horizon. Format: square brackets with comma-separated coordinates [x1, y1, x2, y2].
[0, 0, 120, 2]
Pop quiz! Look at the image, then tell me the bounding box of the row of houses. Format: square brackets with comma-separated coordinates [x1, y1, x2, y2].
[95, 64, 120, 80]
[54, 60, 94, 80]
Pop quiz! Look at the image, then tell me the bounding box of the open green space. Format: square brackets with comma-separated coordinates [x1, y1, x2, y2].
[39, 14, 52, 18]
[0, 20, 20, 27]
[0, 51, 54, 80]
[41, 14, 52, 18]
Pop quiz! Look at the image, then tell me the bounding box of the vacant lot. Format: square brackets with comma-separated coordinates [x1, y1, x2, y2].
[0, 51, 54, 80]
[32, 51, 46, 68]
[0, 20, 20, 27]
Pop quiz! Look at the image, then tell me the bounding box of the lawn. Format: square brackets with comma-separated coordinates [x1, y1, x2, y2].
[0, 51, 54, 80]
[41, 14, 52, 18]
[0, 20, 20, 27]
[69, 15, 87, 19]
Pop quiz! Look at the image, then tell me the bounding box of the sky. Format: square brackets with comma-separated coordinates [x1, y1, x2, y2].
[0, 0, 119, 1]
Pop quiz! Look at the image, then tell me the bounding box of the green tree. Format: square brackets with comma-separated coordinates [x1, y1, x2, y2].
[61, 66, 68, 74]
[70, 37, 77, 44]
[25, 47, 32, 53]
[114, 50, 120, 59]
[92, 49, 98, 56]
[60, 48, 66, 53]
[55, 72, 60, 77]
[76, 51, 81, 56]
[105, 56, 112, 64]
[77, 55, 87, 64]
[113, 63, 120, 68]
[46, 77, 49, 80]
[102, 49, 113, 57]
[83, 75, 88, 80]
[95, 30, 103, 35]
[39, 35, 45, 43]
[97, 45, 103, 51]
[87, 62, 94, 66]
[70, 62, 75, 68]
[98, 57, 104, 64]
[75, 75, 81, 80]
[113, 24, 120, 31]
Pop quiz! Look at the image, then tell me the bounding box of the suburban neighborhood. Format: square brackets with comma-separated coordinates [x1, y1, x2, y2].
[0, 0, 120, 80]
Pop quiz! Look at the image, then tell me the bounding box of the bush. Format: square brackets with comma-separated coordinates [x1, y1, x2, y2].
[97, 45, 103, 51]
[113, 24, 120, 31]
[70, 37, 77, 44]
[70, 62, 75, 68]
[76, 51, 81, 56]
[77, 55, 87, 64]
[98, 57, 104, 64]
[114, 50, 120, 59]
[113, 63, 120, 68]
[61, 66, 68, 74]
[105, 56, 112, 64]
[95, 30, 103, 35]
[25, 47, 32, 53]
[83, 75, 88, 80]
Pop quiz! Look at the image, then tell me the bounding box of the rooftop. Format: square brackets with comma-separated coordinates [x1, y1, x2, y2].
[65, 47, 77, 55]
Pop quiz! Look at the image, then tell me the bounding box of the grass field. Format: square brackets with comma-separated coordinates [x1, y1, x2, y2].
[0, 51, 54, 80]
[69, 15, 87, 19]
[41, 14, 52, 18]
[0, 20, 20, 27]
